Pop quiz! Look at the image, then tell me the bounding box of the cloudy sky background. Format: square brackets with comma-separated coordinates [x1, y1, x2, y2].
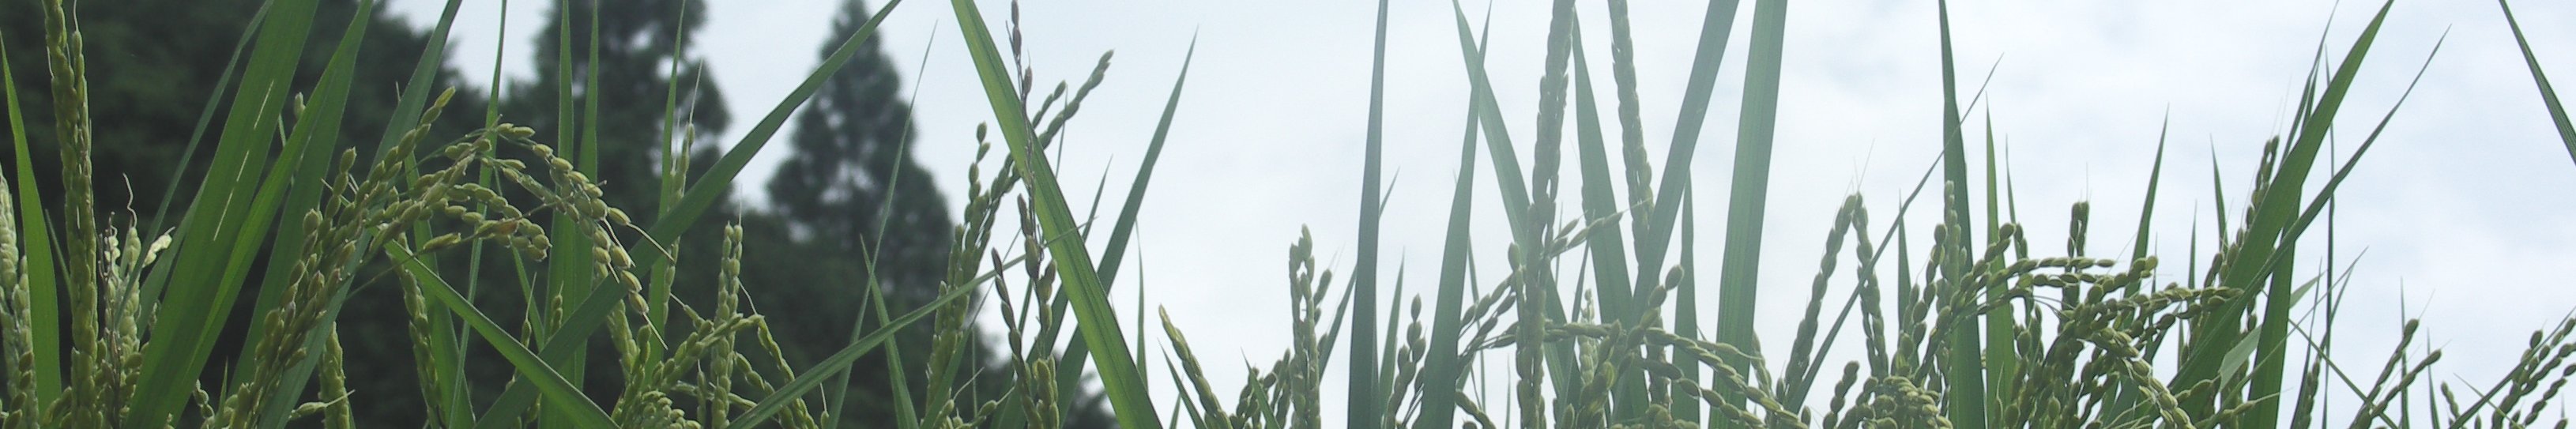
[393, 0, 2576, 422]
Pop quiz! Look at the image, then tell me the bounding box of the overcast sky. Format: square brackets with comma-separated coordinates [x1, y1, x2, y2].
[391, 0, 2576, 422]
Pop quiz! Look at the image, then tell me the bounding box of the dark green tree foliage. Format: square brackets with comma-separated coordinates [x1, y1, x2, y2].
[755, 0, 960, 420]
[0, 0, 488, 225]
[748, 0, 947, 372]
[753, 2, 1110, 427]
[4, 0, 490, 425]
[766, 0, 948, 296]
[506, 0, 729, 214]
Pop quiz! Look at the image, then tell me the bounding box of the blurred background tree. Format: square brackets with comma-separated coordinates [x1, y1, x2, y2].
[0, 0, 491, 227]
[751, 1, 1112, 427]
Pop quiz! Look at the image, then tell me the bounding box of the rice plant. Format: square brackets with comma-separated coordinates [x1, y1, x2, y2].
[0, 0, 2571, 427]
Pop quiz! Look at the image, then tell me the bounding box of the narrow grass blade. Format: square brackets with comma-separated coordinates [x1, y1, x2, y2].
[555, 6, 614, 415]
[235, 2, 386, 424]
[2133, 117, 2170, 262]
[1414, 75, 1484, 429]
[859, 279, 920, 429]
[123, 0, 326, 424]
[943, 1, 1159, 426]
[1978, 107, 2017, 410]
[645, 0, 698, 344]
[2209, 146, 2230, 245]
[1460, 1, 1591, 407]
[642, 0, 906, 265]
[722, 265, 981, 429]
[1631, 0, 1746, 312]
[2498, 0, 2576, 165]
[2268, 33, 2446, 277]
[459, 2, 910, 425]
[1930, 2, 1991, 427]
[1444, 0, 1535, 240]
[827, 18, 938, 428]
[1053, 39, 1197, 398]
[1349, 1, 1392, 425]
[147, 0, 272, 234]
[463, 4, 510, 422]
[0, 35, 62, 404]
[388, 245, 614, 428]
[2182, 2, 2401, 426]
[468, 268, 629, 429]
[1708, 0, 1793, 424]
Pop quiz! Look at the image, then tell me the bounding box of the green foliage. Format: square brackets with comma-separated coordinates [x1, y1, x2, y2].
[4, 1, 2576, 428]
[0, 0, 491, 224]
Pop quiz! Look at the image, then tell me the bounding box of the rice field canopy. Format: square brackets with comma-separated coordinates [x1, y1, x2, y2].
[0, 0, 2572, 428]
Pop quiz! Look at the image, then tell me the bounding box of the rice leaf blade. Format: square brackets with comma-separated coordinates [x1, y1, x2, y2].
[943, 1, 1160, 427]
[1631, 0, 1744, 314]
[232, 1, 386, 424]
[1444, 0, 1535, 240]
[1414, 58, 1485, 429]
[467, 272, 627, 429]
[2133, 118, 2170, 262]
[0, 33, 62, 405]
[147, 0, 272, 234]
[721, 265, 980, 428]
[1054, 40, 1197, 399]
[1713, 0, 1794, 421]
[642, 0, 905, 266]
[123, 0, 327, 423]
[387, 245, 614, 428]
[454, 2, 910, 425]
[2497, 0, 2576, 165]
[1348, 1, 1392, 424]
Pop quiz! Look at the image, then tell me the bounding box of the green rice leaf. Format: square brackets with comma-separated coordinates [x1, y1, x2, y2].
[2265, 32, 2445, 279]
[2497, 0, 2576, 166]
[1706, 0, 1795, 425]
[1054, 39, 1197, 402]
[1629, 0, 1744, 316]
[0, 32, 62, 405]
[1930, 2, 1992, 427]
[388, 245, 614, 428]
[1571, 9, 1645, 405]
[235, 1, 385, 425]
[828, 19, 940, 428]
[2132, 116, 2170, 262]
[122, 0, 326, 424]
[722, 264, 981, 429]
[1443, 0, 1535, 241]
[943, 0, 1159, 427]
[147, 0, 272, 234]
[1412, 58, 1485, 429]
[1348, 1, 1392, 425]
[468, 265, 632, 429]
[458, 2, 909, 426]
[640, 0, 905, 268]
[2182, 2, 2401, 425]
